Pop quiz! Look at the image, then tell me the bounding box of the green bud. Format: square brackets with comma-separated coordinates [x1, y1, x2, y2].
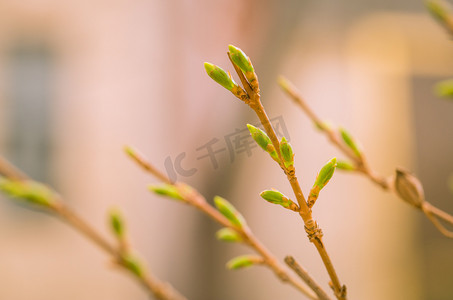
[426, 1, 450, 23]
[109, 208, 125, 239]
[315, 121, 333, 132]
[122, 254, 144, 278]
[213, 196, 246, 228]
[247, 124, 279, 162]
[435, 79, 453, 99]
[394, 168, 425, 208]
[204, 62, 236, 91]
[148, 184, 183, 200]
[0, 179, 57, 208]
[314, 158, 337, 190]
[336, 160, 356, 171]
[279, 137, 294, 168]
[226, 255, 263, 270]
[260, 190, 298, 211]
[260, 190, 285, 204]
[228, 45, 254, 73]
[339, 128, 362, 157]
[247, 124, 271, 150]
[216, 227, 242, 242]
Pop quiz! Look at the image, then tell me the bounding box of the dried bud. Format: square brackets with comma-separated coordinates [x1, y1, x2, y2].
[260, 190, 297, 210]
[226, 255, 263, 270]
[0, 179, 57, 208]
[148, 184, 183, 200]
[109, 208, 125, 239]
[435, 79, 453, 99]
[216, 227, 242, 242]
[214, 196, 246, 228]
[204, 62, 236, 91]
[339, 128, 362, 157]
[336, 160, 356, 171]
[228, 45, 254, 73]
[394, 168, 425, 208]
[279, 137, 294, 168]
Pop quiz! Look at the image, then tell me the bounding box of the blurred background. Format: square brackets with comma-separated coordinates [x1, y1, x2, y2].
[0, 0, 452, 299]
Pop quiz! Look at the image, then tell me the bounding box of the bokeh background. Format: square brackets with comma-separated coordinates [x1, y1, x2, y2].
[0, 0, 452, 299]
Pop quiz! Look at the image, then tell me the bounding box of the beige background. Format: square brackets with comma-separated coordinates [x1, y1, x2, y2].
[0, 1, 452, 299]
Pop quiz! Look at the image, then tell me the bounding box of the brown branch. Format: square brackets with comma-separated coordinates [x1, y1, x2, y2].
[229, 61, 346, 299]
[285, 256, 333, 300]
[0, 156, 187, 300]
[125, 150, 321, 299]
[279, 76, 453, 239]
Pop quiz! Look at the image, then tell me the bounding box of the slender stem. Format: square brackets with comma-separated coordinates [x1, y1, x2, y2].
[230, 63, 346, 299]
[279, 77, 453, 239]
[0, 156, 187, 300]
[184, 187, 319, 300]
[0, 156, 29, 181]
[285, 256, 333, 300]
[127, 146, 324, 298]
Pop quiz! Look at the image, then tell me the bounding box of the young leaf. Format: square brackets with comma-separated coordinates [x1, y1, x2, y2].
[339, 128, 362, 157]
[394, 168, 425, 208]
[148, 184, 183, 200]
[216, 228, 242, 243]
[228, 45, 254, 73]
[308, 158, 337, 208]
[204, 62, 236, 91]
[0, 179, 57, 208]
[213, 196, 246, 228]
[226, 255, 263, 270]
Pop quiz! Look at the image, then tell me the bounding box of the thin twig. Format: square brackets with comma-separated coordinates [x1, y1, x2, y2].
[0, 156, 187, 300]
[126, 150, 320, 300]
[228, 58, 346, 299]
[279, 76, 453, 238]
[285, 256, 333, 300]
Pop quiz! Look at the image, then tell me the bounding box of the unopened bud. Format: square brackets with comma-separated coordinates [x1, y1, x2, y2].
[214, 196, 246, 228]
[109, 208, 125, 239]
[394, 168, 425, 208]
[228, 45, 254, 73]
[339, 128, 362, 158]
[122, 254, 144, 278]
[148, 184, 183, 200]
[260, 190, 298, 211]
[204, 62, 236, 91]
[0, 179, 57, 208]
[226, 255, 263, 270]
[336, 160, 356, 171]
[279, 137, 294, 168]
[216, 227, 242, 242]
[308, 158, 337, 208]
